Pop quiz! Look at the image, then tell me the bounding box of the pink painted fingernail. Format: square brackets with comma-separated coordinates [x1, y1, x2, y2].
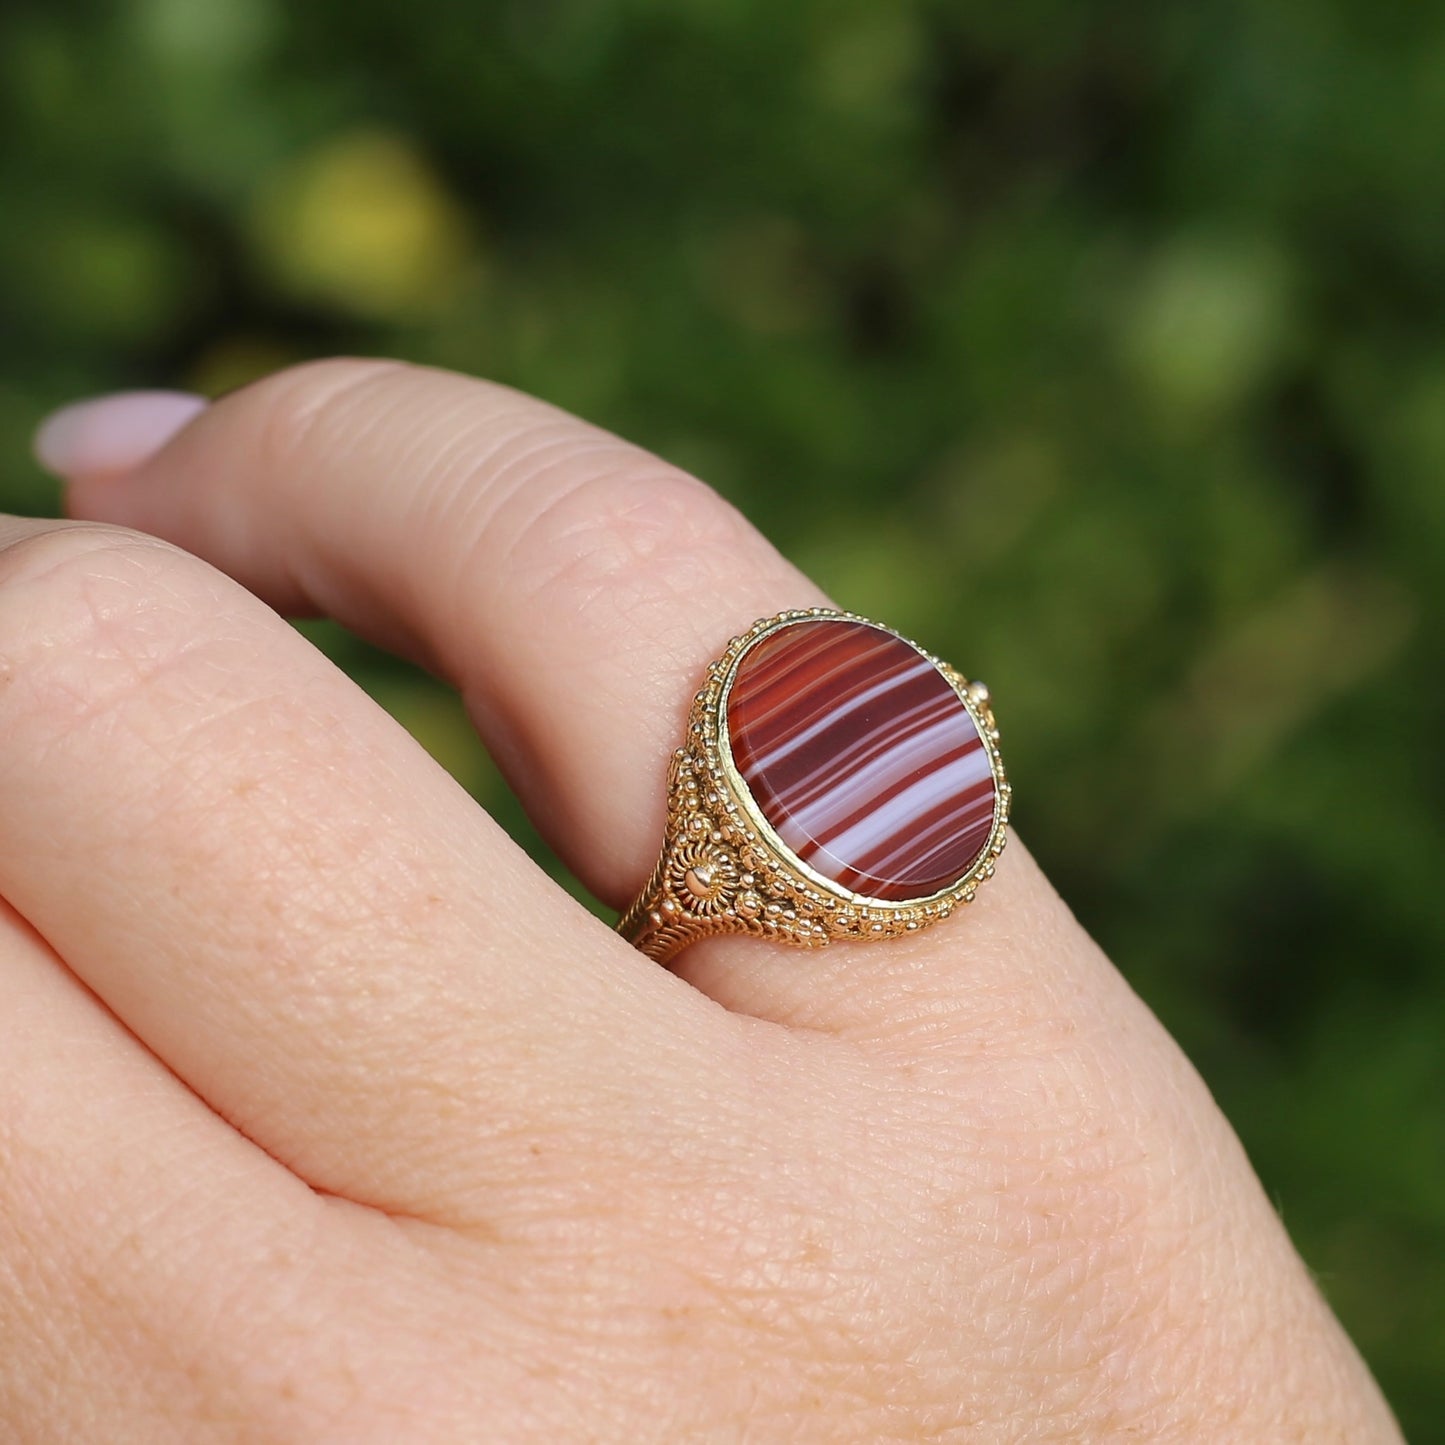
[33, 391, 209, 477]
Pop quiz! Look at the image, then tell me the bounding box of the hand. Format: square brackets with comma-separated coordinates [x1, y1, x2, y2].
[7, 361, 1398, 1441]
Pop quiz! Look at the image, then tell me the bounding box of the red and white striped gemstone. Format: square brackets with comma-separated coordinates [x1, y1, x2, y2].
[724, 618, 997, 902]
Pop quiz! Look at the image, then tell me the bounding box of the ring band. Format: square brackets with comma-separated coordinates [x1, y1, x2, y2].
[618, 609, 1011, 962]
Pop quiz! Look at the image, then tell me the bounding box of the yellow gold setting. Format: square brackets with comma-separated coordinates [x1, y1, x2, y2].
[617, 608, 1011, 963]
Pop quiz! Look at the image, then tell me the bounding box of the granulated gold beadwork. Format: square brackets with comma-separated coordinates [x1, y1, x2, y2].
[617, 608, 1010, 963]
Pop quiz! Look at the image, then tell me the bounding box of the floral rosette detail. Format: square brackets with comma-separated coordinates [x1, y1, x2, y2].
[666, 839, 739, 916]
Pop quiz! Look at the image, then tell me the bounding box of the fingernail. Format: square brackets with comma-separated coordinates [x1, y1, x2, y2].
[33, 391, 209, 477]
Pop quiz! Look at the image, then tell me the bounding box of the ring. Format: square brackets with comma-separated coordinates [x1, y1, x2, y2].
[618, 609, 1011, 961]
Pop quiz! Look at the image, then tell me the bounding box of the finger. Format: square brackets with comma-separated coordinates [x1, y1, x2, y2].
[0, 516, 726, 1222]
[55, 365, 1077, 1037]
[58, 363, 830, 900]
[0, 897, 325, 1435]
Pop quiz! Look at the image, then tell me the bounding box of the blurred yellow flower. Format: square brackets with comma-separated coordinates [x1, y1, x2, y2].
[251, 130, 476, 319]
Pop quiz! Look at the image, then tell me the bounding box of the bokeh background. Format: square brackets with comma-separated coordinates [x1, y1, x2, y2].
[2, 0, 1442, 1429]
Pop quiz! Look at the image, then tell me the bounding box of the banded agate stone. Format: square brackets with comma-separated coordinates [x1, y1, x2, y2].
[724, 618, 996, 902]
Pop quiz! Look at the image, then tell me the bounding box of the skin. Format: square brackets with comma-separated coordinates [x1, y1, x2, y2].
[1, 358, 1401, 1442]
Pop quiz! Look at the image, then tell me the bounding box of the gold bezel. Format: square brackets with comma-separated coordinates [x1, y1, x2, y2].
[617, 608, 1011, 961]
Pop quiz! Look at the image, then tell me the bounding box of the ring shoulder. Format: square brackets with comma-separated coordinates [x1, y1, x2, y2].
[618, 743, 833, 963]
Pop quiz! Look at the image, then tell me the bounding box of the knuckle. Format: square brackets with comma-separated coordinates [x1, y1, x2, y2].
[0, 522, 168, 594]
[0, 525, 220, 734]
[227, 355, 771, 650]
[241, 356, 416, 474]
[499, 442, 755, 618]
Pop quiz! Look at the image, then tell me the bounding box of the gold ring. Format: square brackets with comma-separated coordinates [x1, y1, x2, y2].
[618, 609, 1011, 962]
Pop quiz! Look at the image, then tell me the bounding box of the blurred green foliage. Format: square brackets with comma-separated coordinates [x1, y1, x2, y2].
[2, 0, 1442, 1429]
